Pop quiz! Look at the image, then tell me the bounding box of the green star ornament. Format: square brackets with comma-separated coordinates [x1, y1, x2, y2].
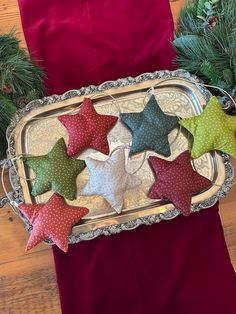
[180, 96, 236, 158]
[23, 138, 86, 200]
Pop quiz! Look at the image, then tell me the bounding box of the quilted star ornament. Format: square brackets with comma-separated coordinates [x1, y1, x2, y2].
[18, 193, 89, 252]
[120, 94, 179, 157]
[81, 148, 141, 213]
[58, 97, 118, 156]
[148, 150, 212, 216]
[180, 96, 236, 158]
[23, 138, 86, 200]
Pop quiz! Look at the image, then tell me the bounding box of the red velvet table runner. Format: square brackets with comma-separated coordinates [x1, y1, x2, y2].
[53, 204, 236, 314]
[18, 0, 175, 95]
[17, 1, 236, 313]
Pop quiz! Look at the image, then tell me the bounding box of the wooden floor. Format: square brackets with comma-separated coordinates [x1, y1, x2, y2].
[0, 1, 235, 313]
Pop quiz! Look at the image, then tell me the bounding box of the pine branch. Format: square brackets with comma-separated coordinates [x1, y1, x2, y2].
[0, 92, 16, 158]
[0, 32, 23, 58]
[223, 69, 234, 89]
[0, 32, 45, 106]
[0, 32, 45, 157]
[179, 10, 203, 34]
[197, 0, 206, 17]
[174, 0, 236, 99]
[200, 60, 222, 82]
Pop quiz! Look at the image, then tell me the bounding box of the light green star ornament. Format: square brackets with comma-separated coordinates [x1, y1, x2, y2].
[180, 96, 236, 158]
[23, 138, 86, 200]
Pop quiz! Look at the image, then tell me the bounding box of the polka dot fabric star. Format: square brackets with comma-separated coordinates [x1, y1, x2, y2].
[180, 96, 236, 158]
[148, 150, 212, 216]
[120, 94, 179, 157]
[58, 97, 118, 156]
[23, 138, 86, 200]
[81, 148, 141, 213]
[18, 193, 89, 252]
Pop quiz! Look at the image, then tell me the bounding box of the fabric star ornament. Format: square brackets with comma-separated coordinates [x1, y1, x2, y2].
[23, 138, 86, 200]
[148, 150, 212, 216]
[58, 97, 118, 156]
[120, 94, 179, 157]
[18, 193, 89, 252]
[180, 96, 236, 158]
[81, 148, 141, 213]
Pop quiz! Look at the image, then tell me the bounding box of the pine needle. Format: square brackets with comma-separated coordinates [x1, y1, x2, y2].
[0, 32, 45, 105]
[0, 32, 45, 157]
[0, 92, 16, 158]
[174, 0, 236, 98]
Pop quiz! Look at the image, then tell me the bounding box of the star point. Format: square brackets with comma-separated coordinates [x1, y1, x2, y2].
[180, 96, 236, 158]
[120, 94, 179, 157]
[82, 148, 141, 214]
[58, 97, 118, 156]
[18, 193, 89, 252]
[23, 138, 86, 200]
[148, 150, 212, 216]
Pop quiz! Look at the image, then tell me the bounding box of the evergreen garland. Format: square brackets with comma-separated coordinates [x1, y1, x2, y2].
[0, 92, 16, 158]
[174, 0, 236, 110]
[0, 32, 45, 159]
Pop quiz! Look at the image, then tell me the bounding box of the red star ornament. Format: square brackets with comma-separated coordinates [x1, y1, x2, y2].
[58, 98, 118, 156]
[18, 193, 89, 252]
[148, 151, 212, 216]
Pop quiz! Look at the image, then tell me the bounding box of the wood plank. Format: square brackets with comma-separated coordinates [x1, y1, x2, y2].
[0, 175, 60, 313]
[0, 205, 51, 263]
[0, 174, 50, 264]
[0, 250, 60, 314]
[220, 204, 236, 270]
[220, 157, 236, 270]
[170, 0, 186, 28]
[0, 3, 58, 312]
[0, 0, 26, 47]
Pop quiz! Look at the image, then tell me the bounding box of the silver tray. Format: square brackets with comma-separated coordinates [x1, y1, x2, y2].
[3, 70, 234, 244]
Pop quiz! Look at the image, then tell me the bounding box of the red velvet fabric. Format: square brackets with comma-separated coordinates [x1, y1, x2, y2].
[17, 1, 236, 313]
[18, 0, 175, 95]
[53, 204, 236, 314]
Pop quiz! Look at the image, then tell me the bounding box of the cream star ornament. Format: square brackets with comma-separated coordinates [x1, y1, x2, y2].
[18, 193, 89, 252]
[180, 96, 236, 158]
[81, 148, 141, 213]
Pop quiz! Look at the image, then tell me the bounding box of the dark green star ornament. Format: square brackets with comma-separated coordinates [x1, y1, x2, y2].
[22, 138, 86, 200]
[120, 94, 179, 156]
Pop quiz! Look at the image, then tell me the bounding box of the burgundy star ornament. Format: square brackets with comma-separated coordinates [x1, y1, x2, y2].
[18, 193, 89, 252]
[58, 97, 118, 156]
[148, 151, 212, 216]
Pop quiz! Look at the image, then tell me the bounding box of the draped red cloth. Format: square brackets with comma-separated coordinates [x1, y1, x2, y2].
[18, 1, 236, 313]
[18, 0, 175, 95]
[53, 204, 236, 314]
